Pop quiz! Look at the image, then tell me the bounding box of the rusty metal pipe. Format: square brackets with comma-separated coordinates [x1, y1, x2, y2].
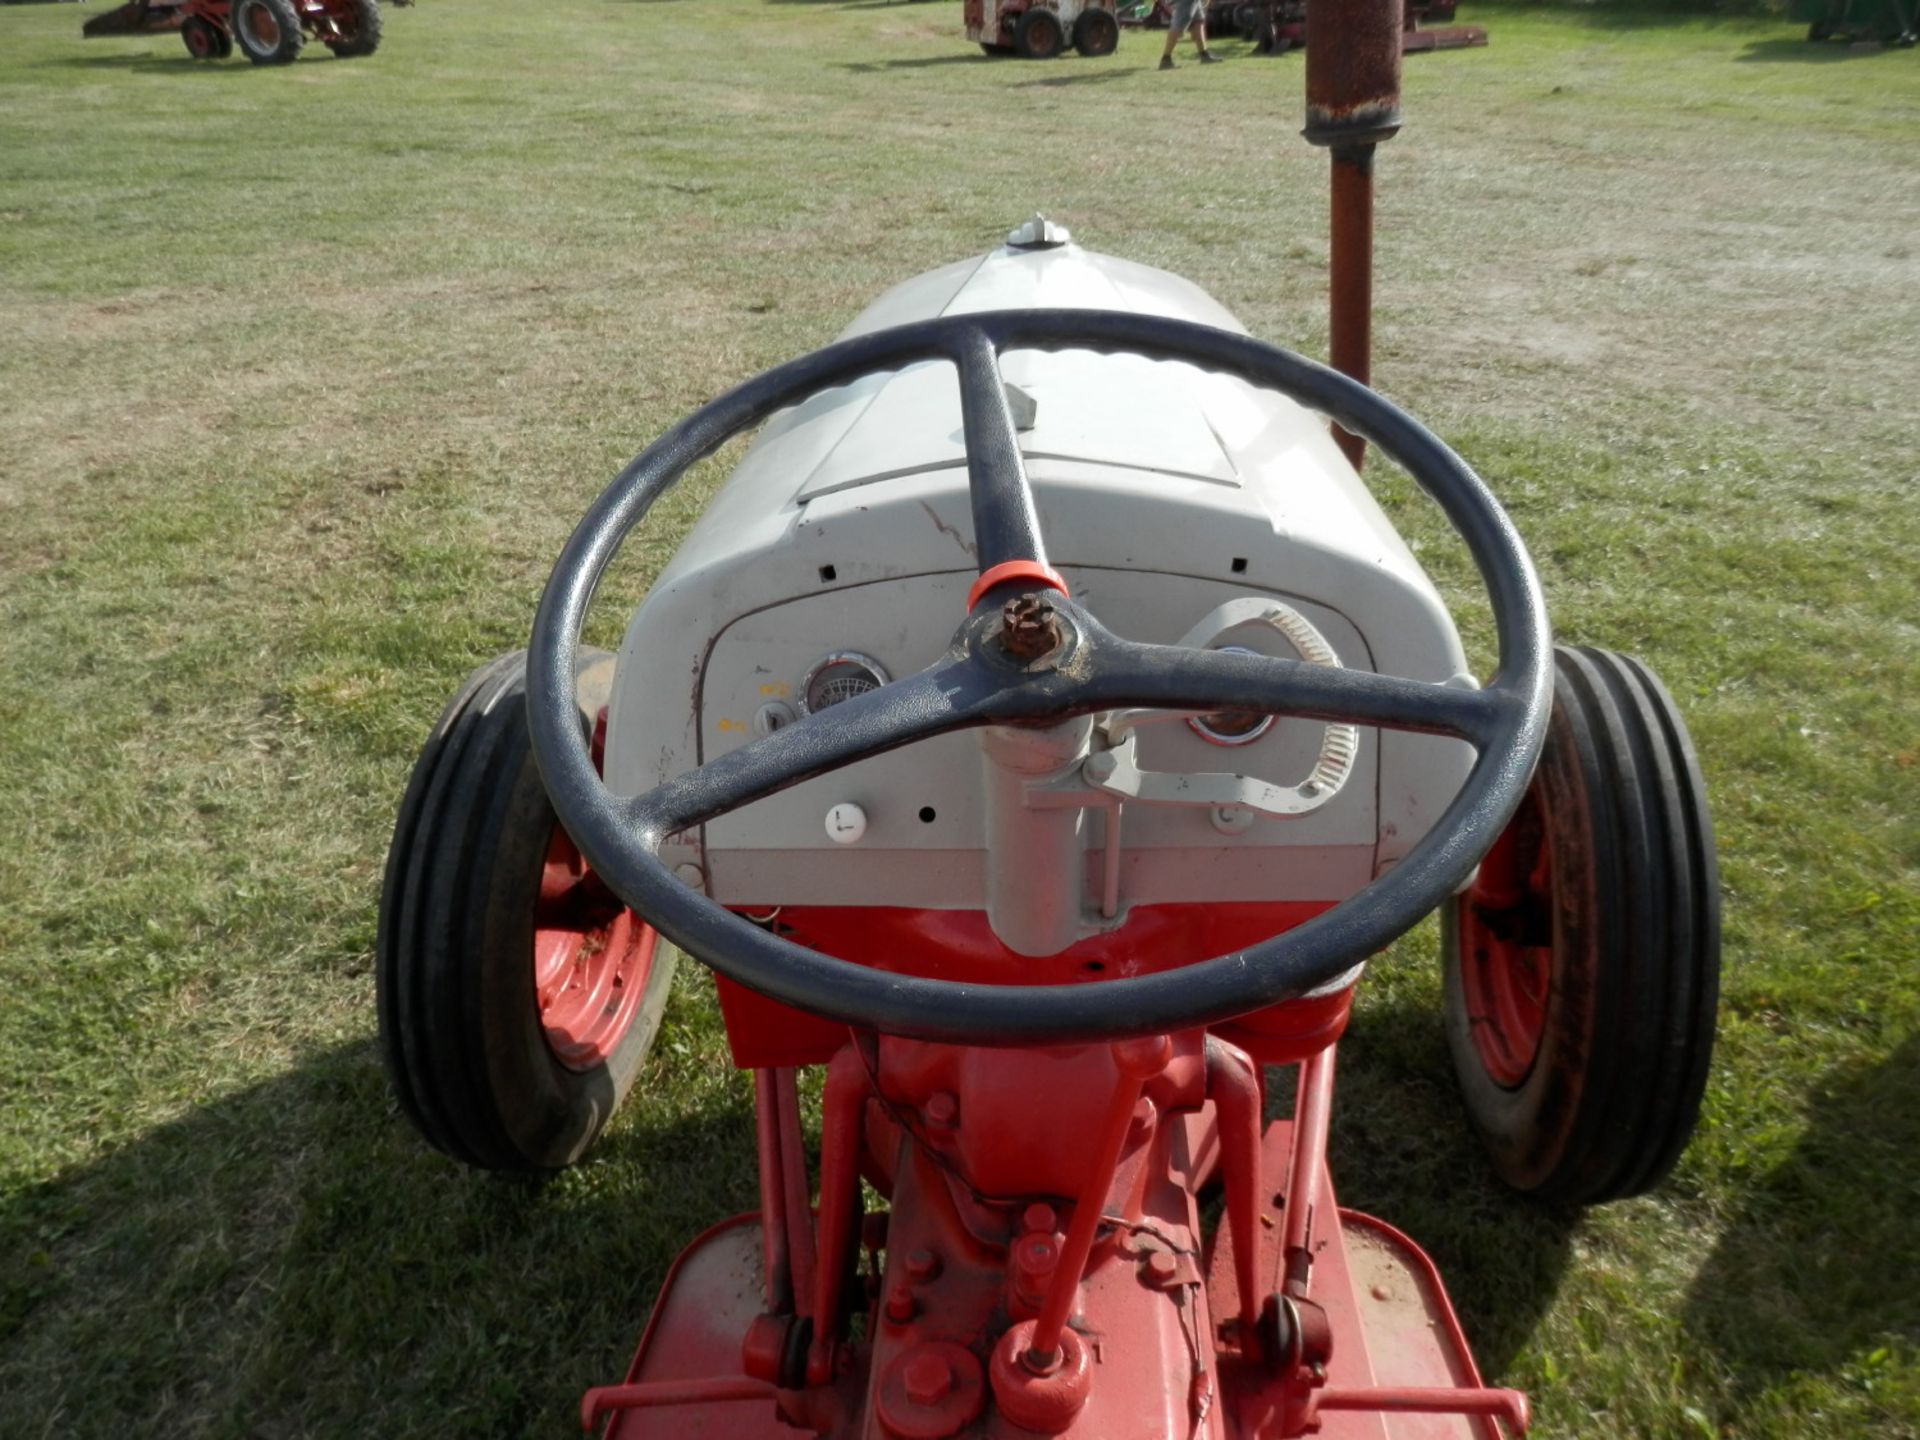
[1303, 0, 1404, 472]
[1327, 146, 1375, 470]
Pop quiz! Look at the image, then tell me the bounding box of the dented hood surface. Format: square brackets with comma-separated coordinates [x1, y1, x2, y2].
[741, 241, 1250, 501]
[656, 238, 1386, 590]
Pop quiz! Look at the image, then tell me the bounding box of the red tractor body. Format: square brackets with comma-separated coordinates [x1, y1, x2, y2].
[586, 1008, 1527, 1439]
[82, 0, 382, 64]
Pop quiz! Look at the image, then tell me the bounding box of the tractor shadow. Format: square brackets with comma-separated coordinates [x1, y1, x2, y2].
[836, 53, 997, 70]
[1303, 987, 1576, 1377]
[1682, 1034, 1920, 1404]
[1013, 66, 1140, 86]
[1735, 36, 1909, 61]
[0, 1037, 759, 1436]
[36, 52, 262, 74]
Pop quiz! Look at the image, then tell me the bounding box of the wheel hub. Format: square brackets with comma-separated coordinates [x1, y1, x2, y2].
[534, 825, 655, 1071]
[1456, 789, 1552, 1087]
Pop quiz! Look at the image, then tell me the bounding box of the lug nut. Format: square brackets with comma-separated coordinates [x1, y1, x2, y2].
[905, 1248, 942, 1283]
[886, 1282, 917, 1324]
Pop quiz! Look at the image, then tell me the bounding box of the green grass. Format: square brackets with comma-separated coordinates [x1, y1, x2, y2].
[1, 0, 1917, 1435]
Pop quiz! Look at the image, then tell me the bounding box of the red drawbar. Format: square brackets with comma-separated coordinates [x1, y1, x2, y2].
[717, 902, 1352, 1068]
[965, 560, 1069, 611]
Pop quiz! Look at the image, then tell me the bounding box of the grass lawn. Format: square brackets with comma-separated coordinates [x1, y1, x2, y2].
[2, 0, 1917, 1434]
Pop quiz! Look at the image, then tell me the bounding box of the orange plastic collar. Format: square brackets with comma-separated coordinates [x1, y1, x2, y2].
[966, 560, 1069, 611]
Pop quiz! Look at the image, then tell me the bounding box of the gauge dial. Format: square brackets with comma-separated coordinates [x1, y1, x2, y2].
[799, 651, 891, 716]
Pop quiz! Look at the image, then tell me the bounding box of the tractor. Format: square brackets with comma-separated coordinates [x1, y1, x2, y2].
[82, 0, 381, 65]
[374, 4, 1719, 1436]
[968, 0, 1121, 59]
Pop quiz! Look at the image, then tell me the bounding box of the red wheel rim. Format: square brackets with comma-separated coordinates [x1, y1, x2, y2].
[1456, 787, 1553, 1088]
[534, 823, 656, 1071]
[245, 4, 281, 45]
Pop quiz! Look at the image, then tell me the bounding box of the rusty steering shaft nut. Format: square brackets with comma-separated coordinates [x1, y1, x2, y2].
[999, 595, 1062, 662]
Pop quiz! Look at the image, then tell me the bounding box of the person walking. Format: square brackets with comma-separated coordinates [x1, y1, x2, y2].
[1159, 0, 1220, 67]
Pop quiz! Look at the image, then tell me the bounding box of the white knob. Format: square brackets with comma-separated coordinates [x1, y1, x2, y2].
[825, 803, 868, 844]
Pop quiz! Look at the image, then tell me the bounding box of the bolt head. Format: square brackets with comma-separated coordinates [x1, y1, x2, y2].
[903, 1350, 954, 1405]
[905, 1247, 942, 1283]
[924, 1090, 960, 1128]
[998, 594, 1062, 662]
[1015, 1233, 1059, 1279]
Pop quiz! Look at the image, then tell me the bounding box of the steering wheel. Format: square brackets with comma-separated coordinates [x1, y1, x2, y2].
[526, 309, 1553, 1045]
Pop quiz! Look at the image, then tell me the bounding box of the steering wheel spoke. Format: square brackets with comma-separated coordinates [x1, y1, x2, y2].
[952, 327, 1050, 578]
[1087, 634, 1509, 747]
[625, 650, 1000, 841]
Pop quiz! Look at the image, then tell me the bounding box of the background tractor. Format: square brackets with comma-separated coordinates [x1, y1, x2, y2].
[82, 0, 382, 64]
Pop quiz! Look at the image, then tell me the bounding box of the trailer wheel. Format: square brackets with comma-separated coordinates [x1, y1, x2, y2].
[232, 0, 304, 63]
[324, 0, 381, 57]
[1015, 7, 1066, 57]
[1443, 645, 1719, 1205]
[1073, 7, 1119, 54]
[377, 649, 677, 1172]
[181, 15, 222, 58]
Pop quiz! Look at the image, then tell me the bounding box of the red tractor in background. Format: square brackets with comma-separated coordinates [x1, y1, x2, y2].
[82, 0, 383, 65]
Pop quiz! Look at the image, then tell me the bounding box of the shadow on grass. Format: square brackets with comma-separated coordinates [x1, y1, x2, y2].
[1317, 989, 1575, 1376]
[1736, 34, 1911, 58]
[1013, 64, 1142, 85]
[0, 1039, 759, 1437]
[835, 52, 990, 69]
[1683, 1034, 1920, 1405]
[37, 52, 333, 72]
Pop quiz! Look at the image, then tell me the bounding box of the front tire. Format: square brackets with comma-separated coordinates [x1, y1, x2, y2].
[377, 650, 677, 1172]
[181, 15, 223, 58]
[324, 0, 381, 57]
[1443, 645, 1719, 1204]
[1073, 6, 1119, 54]
[231, 0, 305, 63]
[1015, 6, 1066, 57]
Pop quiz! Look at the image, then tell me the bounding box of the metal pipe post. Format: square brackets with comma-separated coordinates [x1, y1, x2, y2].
[1303, 0, 1405, 471]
